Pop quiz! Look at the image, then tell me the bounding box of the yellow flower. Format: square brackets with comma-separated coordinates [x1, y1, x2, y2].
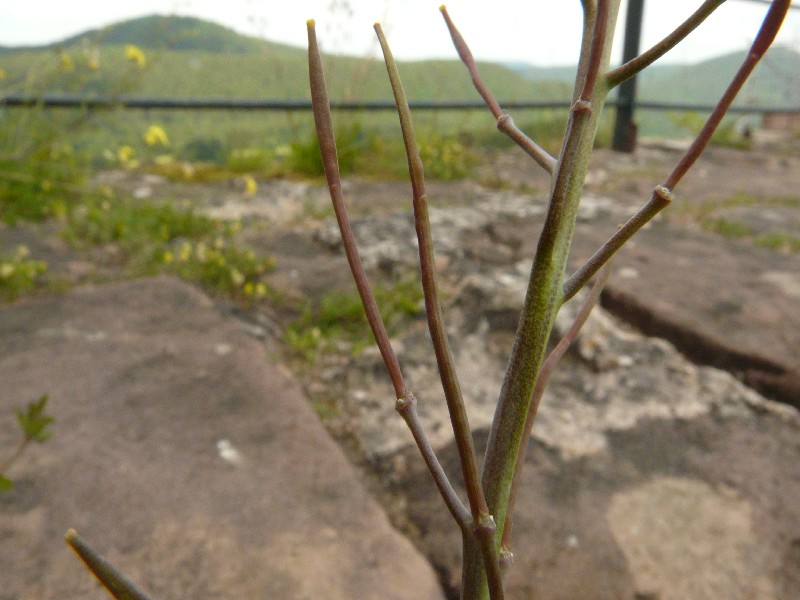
[178, 242, 192, 262]
[243, 282, 255, 296]
[243, 175, 257, 197]
[124, 44, 147, 68]
[0, 68, 6, 80]
[0, 263, 14, 278]
[230, 268, 245, 287]
[58, 51, 74, 72]
[255, 283, 267, 297]
[143, 125, 169, 147]
[162, 251, 174, 264]
[117, 145, 136, 164]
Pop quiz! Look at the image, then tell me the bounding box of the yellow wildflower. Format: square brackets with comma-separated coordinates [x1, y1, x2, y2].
[117, 145, 136, 164]
[162, 251, 174, 264]
[255, 283, 267, 297]
[178, 242, 192, 262]
[124, 44, 147, 68]
[230, 268, 245, 287]
[143, 125, 169, 147]
[243, 175, 257, 197]
[243, 282, 255, 296]
[59, 51, 74, 72]
[0, 263, 14, 278]
[0, 68, 6, 80]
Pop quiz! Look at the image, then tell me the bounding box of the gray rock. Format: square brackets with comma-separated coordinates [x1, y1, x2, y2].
[0, 277, 445, 600]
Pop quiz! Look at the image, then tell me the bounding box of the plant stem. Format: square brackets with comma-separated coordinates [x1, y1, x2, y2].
[461, 3, 621, 598]
[65, 529, 152, 600]
[565, 0, 790, 299]
[665, 0, 790, 190]
[307, 20, 406, 400]
[374, 21, 487, 522]
[308, 20, 469, 536]
[503, 264, 611, 549]
[374, 23, 504, 599]
[562, 186, 672, 302]
[606, 0, 727, 88]
[396, 394, 471, 529]
[0, 437, 30, 476]
[439, 6, 556, 174]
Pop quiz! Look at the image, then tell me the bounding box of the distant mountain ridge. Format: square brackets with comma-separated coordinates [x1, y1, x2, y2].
[1, 14, 798, 109]
[0, 14, 296, 56]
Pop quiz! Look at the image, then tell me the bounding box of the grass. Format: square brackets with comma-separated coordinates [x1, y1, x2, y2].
[63, 193, 275, 298]
[691, 194, 800, 254]
[0, 245, 47, 301]
[284, 272, 424, 362]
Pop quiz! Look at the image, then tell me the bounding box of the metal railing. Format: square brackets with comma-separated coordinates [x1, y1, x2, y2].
[2, 93, 797, 115]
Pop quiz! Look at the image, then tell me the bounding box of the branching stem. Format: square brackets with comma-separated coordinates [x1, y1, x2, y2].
[606, 0, 727, 88]
[439, 6, 556, 174]
[308, 20, 468, 537]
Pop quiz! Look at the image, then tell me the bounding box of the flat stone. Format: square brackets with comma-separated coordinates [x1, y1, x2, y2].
[0, 276, 444, 600]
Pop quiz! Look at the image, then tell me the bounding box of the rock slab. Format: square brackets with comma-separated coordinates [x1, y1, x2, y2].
[0, 276, 444, 600]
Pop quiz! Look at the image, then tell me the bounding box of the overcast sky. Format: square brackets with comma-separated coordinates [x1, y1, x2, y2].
[2, 1, 799, 66]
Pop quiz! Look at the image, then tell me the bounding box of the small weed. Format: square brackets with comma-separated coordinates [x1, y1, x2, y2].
[702, 218, 753, 238]
[1, 395, 54, 492]
[284, 273, 423, 362]
[754, 233, 800, 253]
[157, 239, 274, 298]
[64, 196, 218, 253]
[287, 122, 370, 177]
[418, 133, 475, 181]
[0, 245, 48, 301]
[64, 195, 275, 298]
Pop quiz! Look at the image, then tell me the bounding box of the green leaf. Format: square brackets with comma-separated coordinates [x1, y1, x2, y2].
[15, 394, 54, 443]
[0, 475, 13, 492]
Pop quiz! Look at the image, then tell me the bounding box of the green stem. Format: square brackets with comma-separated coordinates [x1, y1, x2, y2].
[65, 529, 152, 600]
[463, 2, 622, 598]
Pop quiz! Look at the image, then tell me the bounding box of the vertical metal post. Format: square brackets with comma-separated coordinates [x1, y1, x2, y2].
[612, 0, 645, 152]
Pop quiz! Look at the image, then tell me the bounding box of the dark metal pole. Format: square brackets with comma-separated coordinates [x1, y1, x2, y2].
[612, 0, 645, 152]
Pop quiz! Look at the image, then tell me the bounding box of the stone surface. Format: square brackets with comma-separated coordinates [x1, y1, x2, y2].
[0, 277, 445, 600]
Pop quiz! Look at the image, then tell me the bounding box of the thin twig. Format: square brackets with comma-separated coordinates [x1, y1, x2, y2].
[579, 0, 609, 102]
[309, 20, 468, 533]
[606, 0, 727, 88]
[0, 438, 29, 477]
[564, 0, 790, 299]
[439, 6, 556, 174]
[375, 22, 504, 599]
[562, 186, 672, 302]
[503, 264, 612, 549]
[307, 20, 406, 399]
[665, 0, 790, 190]
[396, 394, 471, 529]
[374, 22, 487, 520]
[65, 529, 152, 600]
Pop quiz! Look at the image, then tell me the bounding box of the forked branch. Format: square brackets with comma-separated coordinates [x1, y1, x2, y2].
[374, 23, 504, 599]
[439, 6, 556, 174]
[606, 0, 727, 88]
[564, 0, 790, 299]
[307, 20, 470, 532]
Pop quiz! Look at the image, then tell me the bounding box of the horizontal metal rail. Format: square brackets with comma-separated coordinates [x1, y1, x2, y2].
[1, 93, 798, 115]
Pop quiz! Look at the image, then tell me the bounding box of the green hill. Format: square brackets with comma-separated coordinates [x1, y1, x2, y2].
[1, 14, 796, 162]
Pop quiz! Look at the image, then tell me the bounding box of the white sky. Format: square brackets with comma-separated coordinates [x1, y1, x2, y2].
[2, 1, 799, 66]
